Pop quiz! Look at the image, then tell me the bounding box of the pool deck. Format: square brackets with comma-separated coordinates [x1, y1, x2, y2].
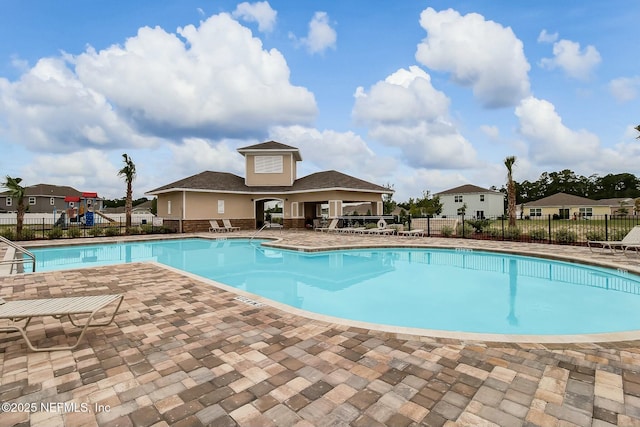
[0, 230, 639, 426]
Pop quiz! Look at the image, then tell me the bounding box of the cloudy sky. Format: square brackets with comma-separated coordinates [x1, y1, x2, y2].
[1, 1, 639, 201]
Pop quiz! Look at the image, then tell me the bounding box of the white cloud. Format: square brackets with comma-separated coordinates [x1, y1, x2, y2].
[540, 39, 601, 80]
[20, 150, 124, 198]
[169, 138, 245, 176]
[537, 29, 558, 43]
[0, 57, 160, 153]
[268, 125, 396, 180]
[515, 96, 600, 165]
[296, 12, 337, 54]
[232, 1, 277, 33]
[0, 12, 318, 156]
[353, 66, 477, 169]
[609, 76, 640, 102]
[480, 125, 500, 139]
[75, 14, 316, 138]
[415, 7, 530, 108]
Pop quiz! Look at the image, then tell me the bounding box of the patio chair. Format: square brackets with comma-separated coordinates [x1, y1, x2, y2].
[222, 219, 240, 232]
[209, 220, 228, 233]
[588, 226, 640, 253]
[397, 229, 425, 237]
[315, 218, 339, 232]
[0, 294, 124, 352]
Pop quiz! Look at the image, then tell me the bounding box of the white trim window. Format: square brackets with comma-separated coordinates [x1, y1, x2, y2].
[217, 200, 225, 214]
[529, 208, 542, 217]
[454, 195, 463, 203]
[6, 197, 12, 207]
[479, 195, 485, 202]
[50, 197, 55, 206]
[254, 156, 283, 174]
[579, 207, 593, 217]
[28, 197, 36, 205]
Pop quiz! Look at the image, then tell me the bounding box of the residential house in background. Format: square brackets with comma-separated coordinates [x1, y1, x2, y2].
[0, 184, 103, 214]
[435, 184, 504, 219]
[524, 193, 637, 219]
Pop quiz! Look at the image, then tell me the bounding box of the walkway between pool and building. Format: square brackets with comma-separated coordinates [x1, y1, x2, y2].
[1, 231, 640, 426]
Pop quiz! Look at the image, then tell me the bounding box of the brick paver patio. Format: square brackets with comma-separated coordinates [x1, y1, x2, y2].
[1, 230, 640, 426]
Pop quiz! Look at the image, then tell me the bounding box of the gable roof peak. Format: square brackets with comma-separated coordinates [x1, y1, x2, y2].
[237, 141, 302, 161]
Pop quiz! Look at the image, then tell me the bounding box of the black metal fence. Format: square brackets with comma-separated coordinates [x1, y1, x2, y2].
[0, 217, 174, 241]
[406, 214, 640, 244]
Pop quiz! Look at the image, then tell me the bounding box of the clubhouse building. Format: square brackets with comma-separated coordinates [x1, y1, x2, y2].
[147, 141, 393, 232]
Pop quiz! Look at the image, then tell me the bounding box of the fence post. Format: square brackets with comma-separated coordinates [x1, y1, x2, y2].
[461, 214, 466, 238]
[42, 217, 45, 239]
[548, 215, 552, 244]
[427, 216, 431, 237]
[605, 214, 608, 241]
[501, 216, 505, 240]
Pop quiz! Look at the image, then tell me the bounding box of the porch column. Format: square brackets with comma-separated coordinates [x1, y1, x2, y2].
[328, 200, 343, 218]
[370, 201, 384, 216]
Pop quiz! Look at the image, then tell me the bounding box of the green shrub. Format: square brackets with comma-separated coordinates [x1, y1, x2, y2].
[610, 228, 630, 241]
[365, 223, 378, 229]
[456, 223, 474, 237]
[555, 228, 577, 244]
[466, 218, 492, 233]
[487, 228, 502, 238]
[104, 227, 121, 237]
[67, 227, 82, 238]
[441, 225, 453, 237]
[88, 226, 103, 237]
[19, 228, 36, 241]
[504, 227, 521, 240]
[0, 228, 15, 240]
[141, 224, 154, 234]
[585, 230, 605, 241]
[127, 227, 143, 235]
[47, 227, 64, 239]
[529, 228, 547, 241]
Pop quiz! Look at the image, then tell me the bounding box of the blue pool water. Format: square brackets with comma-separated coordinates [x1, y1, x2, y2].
[26, 238, 640, 335]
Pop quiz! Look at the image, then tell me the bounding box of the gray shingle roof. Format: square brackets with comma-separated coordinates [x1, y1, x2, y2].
[436, 184, 498, 195]
[237, 141, 299, 151]
[1, 183, 82, 198]
[237, 141, 302, 161]
[147, 170, 391, 195]
[526, 192, 622, 207]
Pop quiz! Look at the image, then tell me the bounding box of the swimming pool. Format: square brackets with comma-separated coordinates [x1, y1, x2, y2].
[26, 238, 640, 335]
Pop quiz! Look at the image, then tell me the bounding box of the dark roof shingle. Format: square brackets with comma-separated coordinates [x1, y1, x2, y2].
[147, 170, 391, 195]
[436, 184, 498, 195]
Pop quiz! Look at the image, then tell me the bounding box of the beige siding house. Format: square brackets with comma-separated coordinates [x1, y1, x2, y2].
[147, 141, 393, 231]
[524, 193, 614, 219]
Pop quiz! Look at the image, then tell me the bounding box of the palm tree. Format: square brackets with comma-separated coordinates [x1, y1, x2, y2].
[118, 154, 136, 232]
[504, 156, 517, 227]
[2, 176, 26, 239]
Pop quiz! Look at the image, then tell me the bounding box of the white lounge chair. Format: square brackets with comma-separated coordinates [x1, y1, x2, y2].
[588, 226, 640, 253]
[0, 294, 124, 352]
[315, 218, 339, 232]
[222, 219, 240, 232]
[397, 229, 425, 237]
[366, 227, 395, 235]
[209, 220, 228, 233]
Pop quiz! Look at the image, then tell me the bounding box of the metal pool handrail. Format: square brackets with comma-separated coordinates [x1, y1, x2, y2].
[0, 235, 36, 273]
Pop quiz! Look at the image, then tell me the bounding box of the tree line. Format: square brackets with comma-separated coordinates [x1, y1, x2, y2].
[507, 171, 640, 204]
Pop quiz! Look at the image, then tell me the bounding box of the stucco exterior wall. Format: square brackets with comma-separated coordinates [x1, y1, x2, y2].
[156, 189, 385, 228]
[244, 153, 296, 186]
